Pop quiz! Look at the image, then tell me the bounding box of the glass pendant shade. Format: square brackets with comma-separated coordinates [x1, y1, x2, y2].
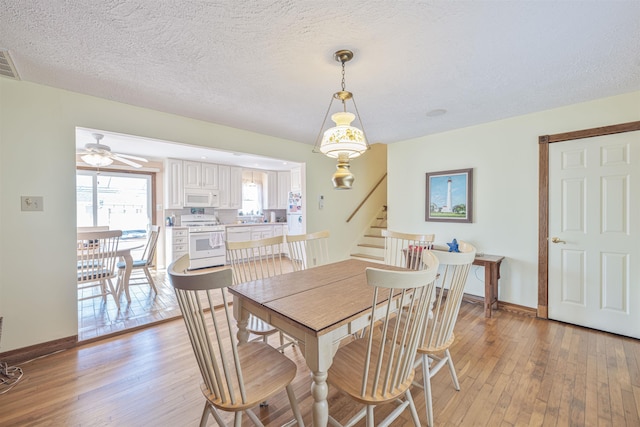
[319, 112, 367, 159]
[81, 153, 113, 167]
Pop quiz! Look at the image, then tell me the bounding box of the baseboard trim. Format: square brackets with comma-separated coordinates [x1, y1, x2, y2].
[0, 335, 77, 365]
[463, 293, 537, 317]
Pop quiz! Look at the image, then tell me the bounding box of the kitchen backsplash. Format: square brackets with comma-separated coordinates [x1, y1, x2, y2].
[163, 208, 285, 226]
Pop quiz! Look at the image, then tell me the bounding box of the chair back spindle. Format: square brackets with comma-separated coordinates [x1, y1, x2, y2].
[382, 229, 435, 270]
[285, 230, 330, 271]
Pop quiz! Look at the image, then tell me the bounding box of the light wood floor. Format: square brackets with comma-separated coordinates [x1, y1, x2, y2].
[7, 298, 640, 426]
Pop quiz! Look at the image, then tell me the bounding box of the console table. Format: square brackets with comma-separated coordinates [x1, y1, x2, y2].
[473, 254, 505, 317]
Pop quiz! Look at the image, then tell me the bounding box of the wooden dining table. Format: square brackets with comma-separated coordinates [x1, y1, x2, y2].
[228, 258, 406, 427]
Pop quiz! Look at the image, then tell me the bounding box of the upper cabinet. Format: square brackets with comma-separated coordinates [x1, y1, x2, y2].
[164, 158, 184, 209]
[264, 171, 278, 210]
[277, 171, 291, 209]
[219, 165, 242, 209]
[184, 161, 219, 190]
[291, 166, 302, 191]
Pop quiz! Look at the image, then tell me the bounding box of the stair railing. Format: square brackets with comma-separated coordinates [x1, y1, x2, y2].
[346, 173, 387, 223]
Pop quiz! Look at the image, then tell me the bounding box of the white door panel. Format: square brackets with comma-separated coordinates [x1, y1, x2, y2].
[549, 132, 639, 339]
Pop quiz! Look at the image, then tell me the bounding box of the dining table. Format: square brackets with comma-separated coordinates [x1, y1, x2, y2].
[228, 258, 407, 427]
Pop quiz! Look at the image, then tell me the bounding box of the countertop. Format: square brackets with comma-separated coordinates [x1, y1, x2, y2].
[225, 222, 287, 228]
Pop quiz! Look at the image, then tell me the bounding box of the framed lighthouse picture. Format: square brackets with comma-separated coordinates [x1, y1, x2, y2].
[425, 168, 473, 223]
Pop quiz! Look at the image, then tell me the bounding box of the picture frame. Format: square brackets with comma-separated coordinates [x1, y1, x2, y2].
[425, 168, 473, 223]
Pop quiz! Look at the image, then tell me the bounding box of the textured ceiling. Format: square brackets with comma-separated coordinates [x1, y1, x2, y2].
[1, 1, 639, 153]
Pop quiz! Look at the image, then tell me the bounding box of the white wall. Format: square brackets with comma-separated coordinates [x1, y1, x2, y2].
[388, 91, 640, 308]
[0, 79, 386, 352]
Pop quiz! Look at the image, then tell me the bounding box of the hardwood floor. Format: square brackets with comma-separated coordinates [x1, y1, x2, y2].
[8, 299, 640, 426]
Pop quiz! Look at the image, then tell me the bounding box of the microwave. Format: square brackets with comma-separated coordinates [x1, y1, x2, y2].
[184, 189, 220, 208]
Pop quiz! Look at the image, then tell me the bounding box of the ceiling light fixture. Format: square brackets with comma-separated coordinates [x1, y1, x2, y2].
[313, 49, 369, 190]
[81, 152, 113, 167]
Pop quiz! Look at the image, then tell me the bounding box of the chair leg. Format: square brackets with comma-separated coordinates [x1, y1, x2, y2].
[422, 354, 434, 427]
[106, 279, 120, 310]
[445, 348, 460, 390]
[143, 266, 158, 294]
[285, 383, 305, 426]
[234, 411, 243, 427]
[405, 389, 422, 427]
[199, 402, 214, 427]
[366, 405, 374, 427]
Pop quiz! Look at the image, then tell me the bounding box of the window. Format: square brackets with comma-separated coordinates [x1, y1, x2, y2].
[76, 170, 153, 238]
[241, 170, 263, 215]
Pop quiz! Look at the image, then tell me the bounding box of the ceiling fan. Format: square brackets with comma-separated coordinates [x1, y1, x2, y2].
[79, 133, 148, 168]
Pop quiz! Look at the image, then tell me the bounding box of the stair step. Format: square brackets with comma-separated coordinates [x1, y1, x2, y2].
[358, 243, 384, 249]
[350, 253, 384, 262]
[370, 225, 387, 229]
[364, 234, 383, 239]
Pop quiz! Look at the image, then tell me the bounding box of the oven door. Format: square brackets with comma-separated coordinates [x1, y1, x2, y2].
[188, 230, 226, 269]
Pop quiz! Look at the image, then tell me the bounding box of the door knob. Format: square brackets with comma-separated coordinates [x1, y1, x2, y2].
[551, 237, 566, 244]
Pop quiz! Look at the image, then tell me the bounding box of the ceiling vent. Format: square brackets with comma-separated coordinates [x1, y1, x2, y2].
[0, 50, 20, 80]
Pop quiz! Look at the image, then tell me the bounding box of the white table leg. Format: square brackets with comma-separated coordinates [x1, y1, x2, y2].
[233, 297, 250, 344]
[311, 371, 329, 426]
[118, 251, 134, 302]
[305, 334, 334, 427]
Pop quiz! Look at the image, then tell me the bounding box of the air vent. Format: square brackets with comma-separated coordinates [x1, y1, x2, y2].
[0, 50, 20, 80]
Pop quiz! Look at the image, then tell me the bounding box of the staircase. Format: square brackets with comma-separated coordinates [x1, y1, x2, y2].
[349, 206, 387, 264]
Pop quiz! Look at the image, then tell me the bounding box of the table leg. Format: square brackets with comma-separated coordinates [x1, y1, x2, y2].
[484, 265, 493, 318]
[311, 371, 329, 427]
[232, 298, 250, 344]
[116, 251, 133, 303]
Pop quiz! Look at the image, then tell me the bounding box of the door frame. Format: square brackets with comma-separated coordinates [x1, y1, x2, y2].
[537, 121, 640, 318]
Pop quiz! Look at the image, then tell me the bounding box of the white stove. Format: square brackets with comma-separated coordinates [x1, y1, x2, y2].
[180, 214, 226, 270]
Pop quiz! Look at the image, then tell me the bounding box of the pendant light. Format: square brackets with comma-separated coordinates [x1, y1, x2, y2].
[313, 49, 370, 189]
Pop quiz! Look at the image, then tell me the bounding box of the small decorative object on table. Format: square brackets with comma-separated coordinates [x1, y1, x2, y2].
[447, 238, 460, 252]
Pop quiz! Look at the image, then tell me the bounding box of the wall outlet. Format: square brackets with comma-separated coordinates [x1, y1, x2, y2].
[21, 196, 44, 211]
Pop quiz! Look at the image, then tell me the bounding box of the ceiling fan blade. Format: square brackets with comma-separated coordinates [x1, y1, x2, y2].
[114, 153, 148, 162]
[111, 155, 143, 168]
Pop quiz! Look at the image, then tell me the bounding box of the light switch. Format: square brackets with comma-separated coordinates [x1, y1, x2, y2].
[319, 195, 324, 210]
[21, 196, 44, 212]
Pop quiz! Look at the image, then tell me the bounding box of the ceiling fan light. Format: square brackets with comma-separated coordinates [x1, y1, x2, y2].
[81, 153, 113, 167]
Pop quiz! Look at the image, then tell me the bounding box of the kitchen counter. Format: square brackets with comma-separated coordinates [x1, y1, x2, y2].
[225, 222, 286, 227]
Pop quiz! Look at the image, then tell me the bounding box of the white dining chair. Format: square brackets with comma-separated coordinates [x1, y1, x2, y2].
[327, 251, 439, 427]
[415, 241, 476, 426]
[285, 230, 330, 271]
[117, 224, 161, 302]
[226, 235, 294, 351]
[77, 230, 122, 309]
[168, 255, 305, 427]
[382, 229, 435, 270]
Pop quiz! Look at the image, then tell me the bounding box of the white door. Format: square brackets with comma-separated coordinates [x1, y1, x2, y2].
[548, 131, 639, 338]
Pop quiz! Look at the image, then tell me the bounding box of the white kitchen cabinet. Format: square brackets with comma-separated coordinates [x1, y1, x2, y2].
[277, 171, 290, 209]
[165, 227, 188, 265]
[218, 165, 231, 208]
[218, 165, 242, 209]
[251, 225, 274, 240]
[290, 166, 302, 191]
[226, 226, 252, 242]
[263, 170, 278, 210]
[229, 166, 242, 209]
[164, 158, 183, 209]
[184, 161, 219, 190]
